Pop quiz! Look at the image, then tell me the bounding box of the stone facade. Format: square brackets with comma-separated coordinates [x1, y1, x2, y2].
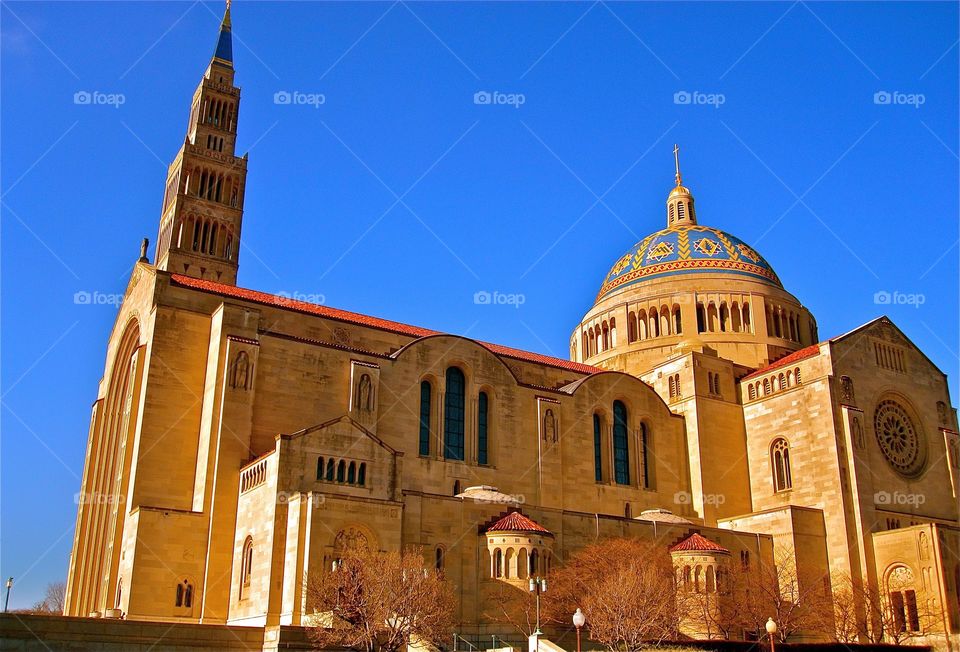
[63, 5, 958, 651]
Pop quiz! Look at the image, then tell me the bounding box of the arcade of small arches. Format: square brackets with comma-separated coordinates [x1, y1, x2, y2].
[190, 94, 237, 134]
[746, 367, 803, 401]
[315, 456, 367, 486]
[678, 562, 725, 594]
[488, 544, 552, 581]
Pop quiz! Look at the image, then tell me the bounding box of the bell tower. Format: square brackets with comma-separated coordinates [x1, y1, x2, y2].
[155, 1, 247, 285]
[667, 144, 696, 227]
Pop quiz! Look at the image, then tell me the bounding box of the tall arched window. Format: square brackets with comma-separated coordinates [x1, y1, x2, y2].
[337, 460, 346, 482]
[494, 549, 503, 578]
[316, 456, 325, 480]
[326, 459, 335, 481]
[357, 463, 366, 486]
[593, 414, 603, 482]
[419, 381, 431, 456]
[613, 401, 630, 485]
[240, 536, 253, 599]
[444, 367, 466, 460]
[347, 461, 356, 484]
[530, 549, 539, 576]
[175, 579, 193, 608]
[477, 391, 489, 465]
[640, 422, 651, 489]
[435, 547, 445, 571]
[771, 438, 792, 492]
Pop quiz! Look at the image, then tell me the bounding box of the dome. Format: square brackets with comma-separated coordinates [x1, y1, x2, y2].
[596, 224, 782, 302]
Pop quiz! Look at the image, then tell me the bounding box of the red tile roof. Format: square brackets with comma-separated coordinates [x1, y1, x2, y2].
[741, 344, 821, 380]
[169, 275, 599, 375]
[669, 532, 729, 553]
[486, 511, 552, 535]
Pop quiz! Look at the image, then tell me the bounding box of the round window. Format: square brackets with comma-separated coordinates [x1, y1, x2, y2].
[874, 399, 925, 477]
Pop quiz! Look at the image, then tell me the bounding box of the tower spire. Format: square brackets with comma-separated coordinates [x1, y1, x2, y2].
[154, 0, 247, 285]
[666, 145, 696, 227]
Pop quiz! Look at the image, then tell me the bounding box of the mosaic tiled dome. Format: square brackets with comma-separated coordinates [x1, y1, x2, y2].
[597, 224, 782, 301]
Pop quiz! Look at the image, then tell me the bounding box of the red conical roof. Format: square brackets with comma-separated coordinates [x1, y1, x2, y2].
[669, 532, 729, 553]
[486, 511, 552, 535]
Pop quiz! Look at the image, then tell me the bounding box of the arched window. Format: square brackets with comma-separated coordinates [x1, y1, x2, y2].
[771, 438, 792, 492]
[795, 367, 802, 384]
[175, 579, 193, 608]
[240, 536, 253, 599]
[326, 459, 335, 481]
[494, 549, 503, 578]
[593, 413, 603, 482]
[613, 400, 630, 485]
[706, 566, 716, 593]
[357, 463, 366, 486]
[696, 303, 706, 333]
[673, 306, 682, 334]
[748, 384, 757, 401]
[347, 461, 356, 484]
[336, 460, 346, 482]
[640, 422, 651, 489]
[452, 480, 460, 495]
[674, 374, 681, 397]
[317, 456, 324, 480]
[443, 367, 466, 461]
[478, 391, 489, 465]
[763, 379, 771, 396]
[624, 502, 632, 518]
[669, 375, 676, 398]
[435, 547, 444, 571]
[530, 549, 540, 576]
[419, 381, 431, 456]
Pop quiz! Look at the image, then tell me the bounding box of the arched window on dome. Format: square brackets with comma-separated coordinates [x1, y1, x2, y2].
[719, 303, 729, 332]
[610, 318, 617, 347]
[742, 304, 751, 333]
[649, 307, 660, 338]
[771, 438, 792, 492]
[582, 331, 589, 358]
[637, 310, 647, 340]
[731, 302, 742, 332]
[613, 401, 630, 485]
[443, 367, 466, 461]
[696, 303, 706, 333]
[602, 322, 609, 351]
[707, 303, 718, 333]
[673, 305, 682, 335]
[627, 312, 636, 342]
[588, 330, 596, 357]
[659, 307, 670, 337]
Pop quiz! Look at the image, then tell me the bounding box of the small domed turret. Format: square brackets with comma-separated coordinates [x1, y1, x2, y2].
[668, 144, 696, 226]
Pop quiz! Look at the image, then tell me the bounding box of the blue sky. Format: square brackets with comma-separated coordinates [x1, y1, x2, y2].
[1, 1, 957, 609]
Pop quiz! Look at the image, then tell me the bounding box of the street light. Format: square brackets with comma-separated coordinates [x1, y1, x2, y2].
[572, 608, 586, 652]
[765, 617, 777, 652]
[529, 577, 547, 636]
[4, 578, 12, 613]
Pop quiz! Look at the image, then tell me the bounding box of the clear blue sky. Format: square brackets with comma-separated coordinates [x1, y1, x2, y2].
[2, 1, 957, 609]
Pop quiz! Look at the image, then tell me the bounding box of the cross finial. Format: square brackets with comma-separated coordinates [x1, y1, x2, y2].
[226, 0, 231, 9]
[673, 144, 682, 186]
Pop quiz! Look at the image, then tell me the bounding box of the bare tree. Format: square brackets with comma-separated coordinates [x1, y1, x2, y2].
[546, 538, 681, 650]
[831, 572, 940, 646]
[28, 582, 67, 615]
[305, 547, 454, 652]
[484, 580, 539, 638]
[724, 546, 834, 642]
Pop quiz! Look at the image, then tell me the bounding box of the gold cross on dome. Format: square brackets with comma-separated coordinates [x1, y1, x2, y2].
[673, 144, 682, 186]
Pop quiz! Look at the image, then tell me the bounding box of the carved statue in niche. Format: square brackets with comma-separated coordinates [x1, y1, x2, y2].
[840, 376, 855, 404]
[230, 350, 250, 390]
[918, 531, 929, 561]
[937, 401, 948, 426]
[358, 373, 374, 413]
[543, 409, 557, 443]
[853, 417, 865, 450]
[334, 528, 369, 556]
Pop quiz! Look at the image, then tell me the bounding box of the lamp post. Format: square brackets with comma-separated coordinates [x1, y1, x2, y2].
[528, 577, 547, 636]
[572, 608, 585, 652]
[4, 578, 12, 613]
[765, 617, 777, 652]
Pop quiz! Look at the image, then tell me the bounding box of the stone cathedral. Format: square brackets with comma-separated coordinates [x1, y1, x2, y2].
[65, 5, 959, 650]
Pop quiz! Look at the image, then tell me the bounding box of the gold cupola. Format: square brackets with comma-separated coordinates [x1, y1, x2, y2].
[667, 144, 696, 226]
